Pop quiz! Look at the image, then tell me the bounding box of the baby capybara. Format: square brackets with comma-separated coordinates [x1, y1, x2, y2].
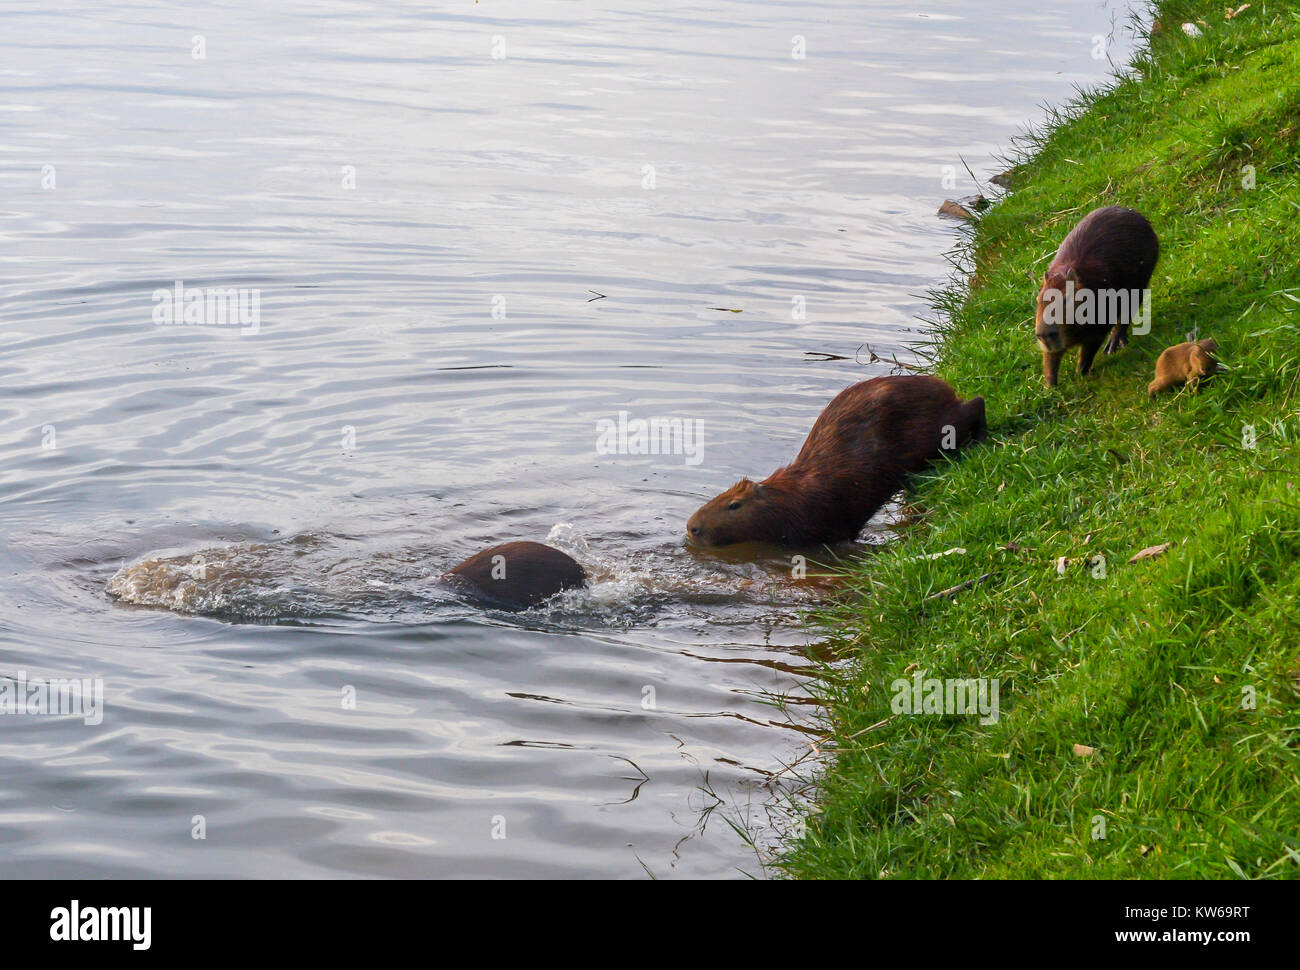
[443, 541, 586, 609]
[1148, 337, 1225, 397]
[686, 375, 986, 547]
[1035, 206, 1159, 387]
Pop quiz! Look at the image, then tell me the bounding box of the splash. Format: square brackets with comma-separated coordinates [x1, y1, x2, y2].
[106, 526, 850, 625]
[105, 533, 384, 621]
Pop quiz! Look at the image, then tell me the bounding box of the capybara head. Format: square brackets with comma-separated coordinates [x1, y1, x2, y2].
[1186, 338, 1220, 380]
[1034, 267, 1080, 353]
[687, 479, 783, 547]
[443, 540, 586, 609]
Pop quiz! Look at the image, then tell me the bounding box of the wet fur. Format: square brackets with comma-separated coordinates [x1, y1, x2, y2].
[1035, 206, 1160, 387]
[443, 541, 586, 609]
[687, 376, 987, 547]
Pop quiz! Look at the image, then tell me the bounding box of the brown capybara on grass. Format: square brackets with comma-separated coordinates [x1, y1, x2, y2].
[1148, 337, 1225, 397]
[1035, 206, 1159, 388]
[686, 375, 986, 547]
[443, 541, 586, 609]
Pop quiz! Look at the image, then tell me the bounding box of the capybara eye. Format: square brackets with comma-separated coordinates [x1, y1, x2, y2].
[727, 501, 741, 511]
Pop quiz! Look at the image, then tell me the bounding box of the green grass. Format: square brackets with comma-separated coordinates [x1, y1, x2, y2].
[780, 0, 1300, 879]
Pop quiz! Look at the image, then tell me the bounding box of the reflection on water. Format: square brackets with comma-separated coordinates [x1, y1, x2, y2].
[0, 0, 1141, 877]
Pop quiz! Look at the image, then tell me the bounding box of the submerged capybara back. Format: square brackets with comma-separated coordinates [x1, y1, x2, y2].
[443, 540, 586, 609]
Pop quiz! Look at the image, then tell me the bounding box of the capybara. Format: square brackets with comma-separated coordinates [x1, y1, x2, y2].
[1148, 338, 1225, 397]
[1035, 206, 1159, 387]
[443, 541, 586, 609]
[686, 375, 986, 547]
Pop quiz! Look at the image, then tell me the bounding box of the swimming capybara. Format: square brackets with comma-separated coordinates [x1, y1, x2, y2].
[1035, 206, 1159, 387]
[686, 375, 986, 547]
[1148, 338, 1225, 397]
[443, 541, 586, 609]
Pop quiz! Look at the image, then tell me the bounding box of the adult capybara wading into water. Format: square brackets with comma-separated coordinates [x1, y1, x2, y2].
[1035, 206, 1159, 388]
[686, 375, 986, 547]
[443, 540, 587, 609]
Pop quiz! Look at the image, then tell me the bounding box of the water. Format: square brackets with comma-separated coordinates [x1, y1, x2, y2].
[0, 0, 1142, 878]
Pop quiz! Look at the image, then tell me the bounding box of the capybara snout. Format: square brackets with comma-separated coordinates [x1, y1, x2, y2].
[687, 479, 774, 548]
[444, 540, 586, 609]
[688, 376, 986, 547]
[1035, 328, 1063, 353]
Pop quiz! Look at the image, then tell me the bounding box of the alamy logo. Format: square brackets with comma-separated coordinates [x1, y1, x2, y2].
[0, 671, 102, 725]
[891, 673, 1000, 725]
[151, 280, 261, 335]
[1039, 282, 1152, 335]
[596, 411, 704, 466]
[50, 900, 151, 950]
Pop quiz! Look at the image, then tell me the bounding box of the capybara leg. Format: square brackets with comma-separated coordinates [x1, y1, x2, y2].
[1042, 350, 1063, 388]
[1148, 376, 1175, 398]
[1077, 343, 1100, 376]
[1104, 322, 1129, 355]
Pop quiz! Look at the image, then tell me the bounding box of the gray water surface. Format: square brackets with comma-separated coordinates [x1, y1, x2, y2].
[0, 0, 1140, 878]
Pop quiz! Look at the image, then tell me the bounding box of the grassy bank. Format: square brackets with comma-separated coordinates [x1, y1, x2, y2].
[783, 0, 1300, 879]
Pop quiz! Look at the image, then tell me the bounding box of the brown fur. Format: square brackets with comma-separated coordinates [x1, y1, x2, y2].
[443, 541, 586, 609]
[686, 375, 987, 547]
[1035, 206, 1159, 387]
[1148, 338, 1222, 398]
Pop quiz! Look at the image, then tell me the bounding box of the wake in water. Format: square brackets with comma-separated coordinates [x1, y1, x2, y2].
[104, 522, 854, 627]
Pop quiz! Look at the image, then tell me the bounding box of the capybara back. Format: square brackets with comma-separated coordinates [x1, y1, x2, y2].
[444, 540, 587, 609]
